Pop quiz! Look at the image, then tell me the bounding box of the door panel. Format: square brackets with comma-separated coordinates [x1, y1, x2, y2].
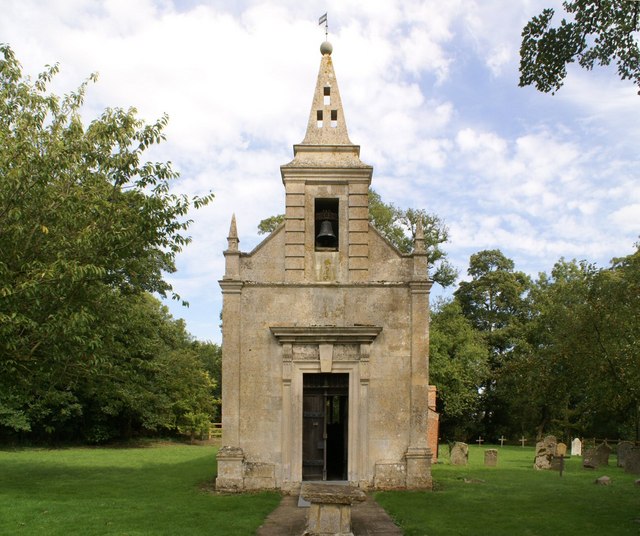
[302, 373, 348, 481]
[302, 394, 325, 480]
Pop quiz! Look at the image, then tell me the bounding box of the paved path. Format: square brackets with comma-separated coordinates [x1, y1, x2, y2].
[256, 493, 402, 535]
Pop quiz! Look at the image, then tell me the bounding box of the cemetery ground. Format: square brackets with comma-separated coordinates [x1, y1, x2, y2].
[1, 442, 638, 535]
[377, 445, 640, 535]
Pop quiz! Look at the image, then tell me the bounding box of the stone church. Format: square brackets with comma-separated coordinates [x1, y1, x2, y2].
[216, 41, 436, 493]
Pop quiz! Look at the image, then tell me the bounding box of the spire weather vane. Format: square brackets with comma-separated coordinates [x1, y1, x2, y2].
[319, 13, 328, 40]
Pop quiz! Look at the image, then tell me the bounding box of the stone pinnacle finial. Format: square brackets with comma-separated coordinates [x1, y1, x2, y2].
[414, 218, 426, 254]
[227, 213, 239, 251]
[301, 41, 352, 145]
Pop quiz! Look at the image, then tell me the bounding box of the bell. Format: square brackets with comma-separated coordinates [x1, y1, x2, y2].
[316, 220, 337, 247]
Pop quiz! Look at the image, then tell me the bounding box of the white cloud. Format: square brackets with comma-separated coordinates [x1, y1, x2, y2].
[2, 0, 639, 342]
[610, 204, 640, 233]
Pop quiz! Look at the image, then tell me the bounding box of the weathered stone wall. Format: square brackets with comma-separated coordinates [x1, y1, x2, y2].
[216, 43, 432, 492]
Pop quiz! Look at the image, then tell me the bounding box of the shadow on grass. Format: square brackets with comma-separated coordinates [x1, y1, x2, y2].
[0, 445, 280, 536]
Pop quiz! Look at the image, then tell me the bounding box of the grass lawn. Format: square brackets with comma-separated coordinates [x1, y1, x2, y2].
[3, 442, 638, 535]
[375, 445, 640, 536]
[0, 442, 280, 535]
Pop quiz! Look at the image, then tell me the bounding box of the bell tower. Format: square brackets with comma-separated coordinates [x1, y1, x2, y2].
[280, 41, 373, 283]
[215, 39, 433, 494]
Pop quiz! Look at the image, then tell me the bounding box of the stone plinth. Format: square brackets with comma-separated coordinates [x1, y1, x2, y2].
[215, 446, 244, 492]
[301, 483, 366, 536]
[405, 447, 433, 489]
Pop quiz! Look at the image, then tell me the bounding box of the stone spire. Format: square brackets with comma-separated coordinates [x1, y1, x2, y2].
[301, 41, 353, 146]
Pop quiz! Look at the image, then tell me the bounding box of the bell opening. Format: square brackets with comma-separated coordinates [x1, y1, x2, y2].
[315, 198, 339, 251]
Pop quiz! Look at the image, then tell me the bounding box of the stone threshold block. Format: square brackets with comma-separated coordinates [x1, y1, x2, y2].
[301, 482, 366, 536]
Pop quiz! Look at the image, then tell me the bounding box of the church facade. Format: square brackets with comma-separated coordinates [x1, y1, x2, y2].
[215, 41, 434, 493]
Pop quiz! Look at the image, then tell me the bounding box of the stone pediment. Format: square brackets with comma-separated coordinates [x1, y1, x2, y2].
[269, 325, 382, 344]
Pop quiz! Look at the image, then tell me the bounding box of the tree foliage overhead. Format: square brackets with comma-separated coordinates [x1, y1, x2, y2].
[520, 0, 640, 93]
[0, 45, 215, 442]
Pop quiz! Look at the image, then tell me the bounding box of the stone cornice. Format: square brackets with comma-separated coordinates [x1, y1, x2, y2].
[270, 325, 382, 345]
[219, 279, 243, 293]
[243, 281, 412, 288]
[409, 280, 433, 293]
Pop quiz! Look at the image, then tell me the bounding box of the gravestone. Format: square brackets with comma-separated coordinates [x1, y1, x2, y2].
[543, 435, 557, 456]
[450, 442, 469, 466]
[595, 475, 611, 486]
[624, 448, 640, 475]
[583, 443, 612, 469]
[571, 437, 582, 456]
[556, 442, 567, 457]
[534, 440, 554, 470]
[617, 441, 634, 468]
[484, 449, 498, 467]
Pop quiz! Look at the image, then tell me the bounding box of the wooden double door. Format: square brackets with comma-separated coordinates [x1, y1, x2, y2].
[302, 373, 349, 481]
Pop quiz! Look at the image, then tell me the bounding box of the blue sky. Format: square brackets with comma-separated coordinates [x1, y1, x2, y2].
[3, 0, 639, 342]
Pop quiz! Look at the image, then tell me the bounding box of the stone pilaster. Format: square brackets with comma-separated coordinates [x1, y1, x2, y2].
[218, 279, 243, 447]
[284, 180, 306, 282]
[348, 182, 369, 281]
[407, 262, 433, 489]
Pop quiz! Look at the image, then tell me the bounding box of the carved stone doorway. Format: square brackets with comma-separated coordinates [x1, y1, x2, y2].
[302, 373, 349, 481]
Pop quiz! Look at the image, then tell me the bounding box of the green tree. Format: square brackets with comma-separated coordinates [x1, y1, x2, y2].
[454, 250, 532, 438]
[190, 340, 222, 422]
[502, 246, 640, 440]
[257, 188, 457, 287]
[429, 299, 489, 440]
[0, 45, 213, 439]
[520, 0, 640, 93]
[79, 294, 217, 443]
[500, 259, 592, 439]
[257, 214, 285, 234]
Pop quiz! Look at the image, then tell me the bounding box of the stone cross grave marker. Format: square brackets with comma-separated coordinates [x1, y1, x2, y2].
[520, 437, 527, 447]
[499, 436, 506, 447]
[475, 436, 484, 446]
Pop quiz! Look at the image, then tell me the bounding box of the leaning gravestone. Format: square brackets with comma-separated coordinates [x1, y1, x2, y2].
[583, 443, 612, 469]
[616, 441, 634, 468]
[534, 439, 555, 470]
[624, 448, 640, 475]
[571, 437, 582, 456]
[484, 449, 498, 467]
[450, 442, 469, 466]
